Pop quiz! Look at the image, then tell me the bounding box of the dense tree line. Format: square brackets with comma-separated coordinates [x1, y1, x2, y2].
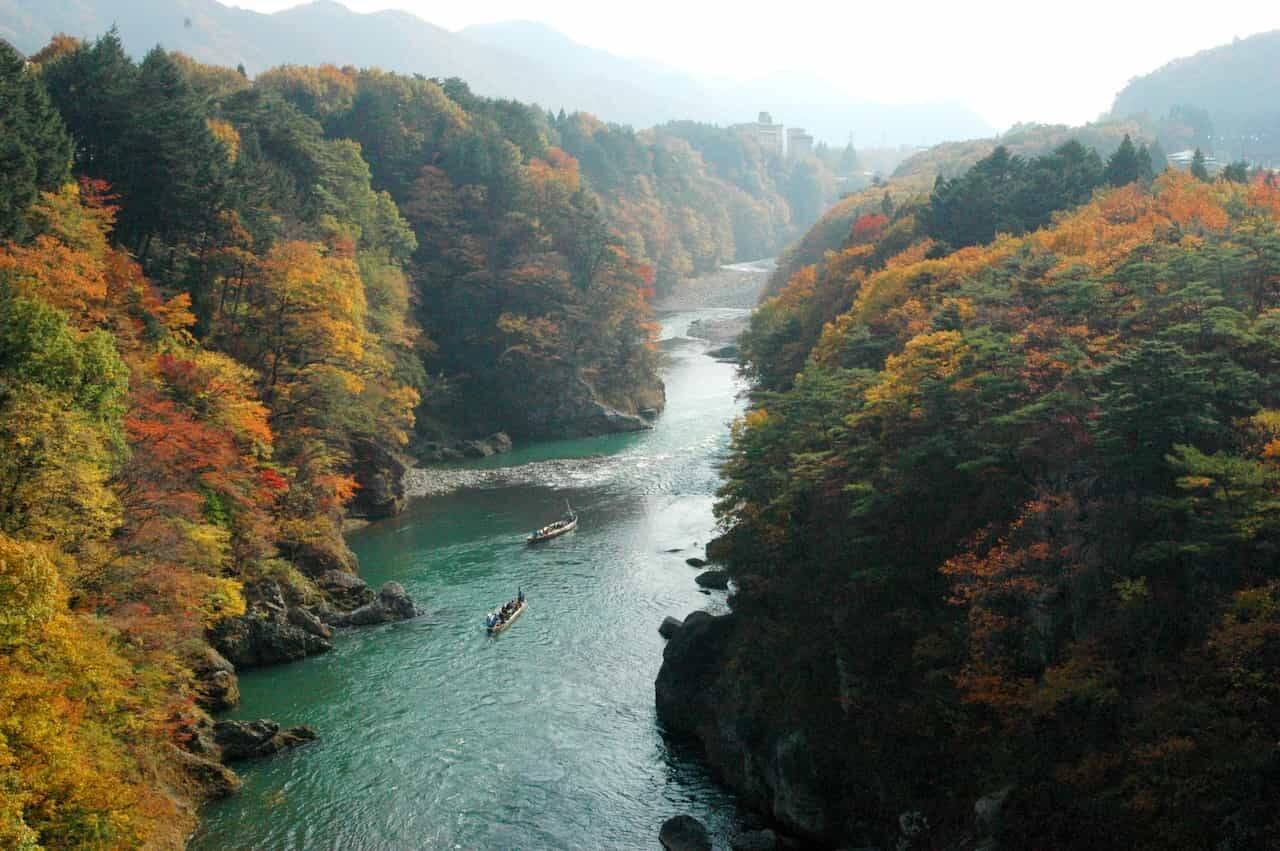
[0, 28, 766, 844]
[714, 142, 1280, 847]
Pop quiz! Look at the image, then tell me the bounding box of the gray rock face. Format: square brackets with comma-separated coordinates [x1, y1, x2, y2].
[695, 569, 730, 589]
[656, 609, 842, 843]
[349, 437, 408, 520]
[322, 581, 420, 628]
[212, 719, 317, 762]
[656, 611, 736, 738]
[317, 569, 376, 609]
[211, 607, 333, 670]
[659, 815, 712, 851]
[659, 615, 684, 639]
[498, 356, 666, 439]
[288, 605, 333, 640]
[767, 732, 828, 836]
[418, 432, 513, 462]
[190, 646, 240, 712]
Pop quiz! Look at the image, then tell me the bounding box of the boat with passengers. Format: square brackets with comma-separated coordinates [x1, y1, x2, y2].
[485, 589, 526, 634]
[527, 501, 577, 544]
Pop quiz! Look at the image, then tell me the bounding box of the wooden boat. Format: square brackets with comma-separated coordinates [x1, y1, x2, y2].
[527, 502, 578, 544]
[486, 599, 526, 634]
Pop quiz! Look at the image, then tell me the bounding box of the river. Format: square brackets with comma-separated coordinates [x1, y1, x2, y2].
[192, 307, 751, 850]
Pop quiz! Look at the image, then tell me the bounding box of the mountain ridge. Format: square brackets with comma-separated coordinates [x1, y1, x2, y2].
[0, 0, 993, 144]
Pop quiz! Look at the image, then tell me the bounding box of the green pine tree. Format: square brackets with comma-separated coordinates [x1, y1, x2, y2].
[0, 39, 72, 240]
[1104, 134, 1141, 187]
[119, 47, 230, 258]
[1190, 148, 1210, 181]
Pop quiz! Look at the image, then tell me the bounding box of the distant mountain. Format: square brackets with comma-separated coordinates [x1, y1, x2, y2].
[1111, 30, 1280, 163]
[459, 19, 994, 145]
[0, 0, 993, 145]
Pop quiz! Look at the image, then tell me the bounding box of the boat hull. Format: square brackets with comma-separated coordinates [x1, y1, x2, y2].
[526, 517, 577, 544]
[487, 601, 526, 634]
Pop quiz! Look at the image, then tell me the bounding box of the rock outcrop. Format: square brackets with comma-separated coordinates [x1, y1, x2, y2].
[656, 611, 738, 738]
[656, 610, 841, 843]
[417, 431, 513, 463]
[211, 719, 318, 762]
[316, 569, 376, 609]
[348, 437, 408, 520]
[694, 569, 730, 589]
[168, 744, 242, 799]
[319, 581, 420, 628]
[659, 815, 712, 851]
[210, 596, 333, 670]
[686, 556, 708, 568]
[659, 615, 684, 639]
[190, 646, 240, 712]
[497, 356, 665, 439]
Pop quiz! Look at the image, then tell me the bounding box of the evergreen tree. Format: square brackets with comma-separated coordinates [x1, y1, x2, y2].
[1136, 143, 1155, 182]
[0, 40, 72, 240]
[1104, 133, 1142, 186]
[118, 47, 230, 258]
[1222, 161, 1250, 183]
[1190, 148, 1210, 180]
[41, 28, 136, 178]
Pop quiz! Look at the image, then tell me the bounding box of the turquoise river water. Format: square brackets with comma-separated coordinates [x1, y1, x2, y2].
[192, 309, 749, 850]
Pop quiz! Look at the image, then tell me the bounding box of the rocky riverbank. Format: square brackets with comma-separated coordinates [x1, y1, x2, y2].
[656, 611, 841, 845]
[654, 260, 774, 311]
[183, 535, 422, 813]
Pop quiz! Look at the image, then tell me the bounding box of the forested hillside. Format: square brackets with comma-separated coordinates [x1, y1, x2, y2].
[1111, 29, 1280, 163]
[0, 26, 814, 845]
[662, 138, 1280, 846]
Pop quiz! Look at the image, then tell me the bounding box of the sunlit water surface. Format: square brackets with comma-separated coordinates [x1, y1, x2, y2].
[192, 310, 749, 850]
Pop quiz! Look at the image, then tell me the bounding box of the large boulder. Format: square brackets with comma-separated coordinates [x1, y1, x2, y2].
[660, 815, 712, 851]
[656, 611, 843, 843]
[212, 719, 317, 762]
[686, 557, 708, 568]
[288, 605, 333, 640]
[210, 607, 333, 670]
[656, 611, 737, 738]
[695, 569, 730, 590]
[316, 569, 375, 609]
[659, 616, 684, 639]
[190, 646, 240, 712]
[322, 582, 420, 628]
[349, 438, 408, 520]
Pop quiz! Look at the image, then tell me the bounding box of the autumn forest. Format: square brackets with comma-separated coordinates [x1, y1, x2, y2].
[7, 9, 1280, 851]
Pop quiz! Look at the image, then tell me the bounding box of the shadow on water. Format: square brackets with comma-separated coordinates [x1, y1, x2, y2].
[192, 310, 749, 850]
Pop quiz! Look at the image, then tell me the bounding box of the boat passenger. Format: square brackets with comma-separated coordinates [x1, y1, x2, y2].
[518, 588, 524, 603]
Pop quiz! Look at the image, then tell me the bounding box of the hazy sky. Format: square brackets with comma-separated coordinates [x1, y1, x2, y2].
[226, 0, 1280, 130]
